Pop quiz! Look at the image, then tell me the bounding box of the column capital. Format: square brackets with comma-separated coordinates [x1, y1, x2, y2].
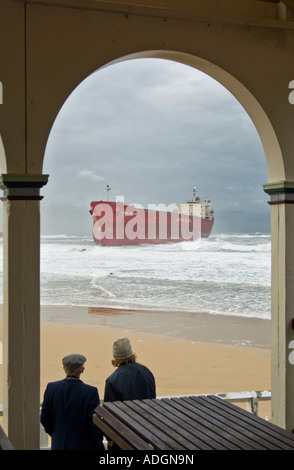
[0, 174, 49, 200]
[263, 181, 294, 205]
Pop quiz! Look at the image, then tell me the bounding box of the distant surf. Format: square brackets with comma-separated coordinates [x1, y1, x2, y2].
[27, 232, 271, 320]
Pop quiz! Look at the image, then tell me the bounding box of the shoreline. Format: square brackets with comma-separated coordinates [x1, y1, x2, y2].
[0, 305, 272, 420]
[40, 305, 271, 349]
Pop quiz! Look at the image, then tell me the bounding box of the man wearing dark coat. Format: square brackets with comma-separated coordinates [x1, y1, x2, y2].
[104, 337, 156, 450]
[40, 353, 104, 450]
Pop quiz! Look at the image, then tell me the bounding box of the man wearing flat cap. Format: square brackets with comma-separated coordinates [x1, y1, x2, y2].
[41, 354, 104, 450]
[104, 337, 156, 450]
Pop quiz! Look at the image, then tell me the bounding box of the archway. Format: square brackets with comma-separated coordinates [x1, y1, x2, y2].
[39, 57, 272, 414]
[1, 2, 294, 446]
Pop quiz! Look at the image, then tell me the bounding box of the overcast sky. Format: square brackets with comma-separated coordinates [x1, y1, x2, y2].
[36, 58, 270, 235]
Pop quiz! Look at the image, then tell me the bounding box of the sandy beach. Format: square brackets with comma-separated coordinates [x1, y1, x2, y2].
[0, 306, 271, 421]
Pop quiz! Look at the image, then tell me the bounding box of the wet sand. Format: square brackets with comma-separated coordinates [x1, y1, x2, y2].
[41, 305, 271, 349]
[0, 306, 271, 420]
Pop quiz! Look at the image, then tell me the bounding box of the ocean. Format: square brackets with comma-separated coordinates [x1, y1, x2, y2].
[37, 232, 271, 320]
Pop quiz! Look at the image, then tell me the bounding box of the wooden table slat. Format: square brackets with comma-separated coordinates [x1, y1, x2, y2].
[164, 398, 256, 450]
[124, 400, 203, 450]
[93, 407, 143, 450]
[146, 398, 231, 450]
[193, 396, 294, 450]
[104, 401, 174, 450]
[206, 395, 294, 448]
[182, 396, 289, 450]
[171, 399, 274, 450]
[177, 397, 278, 450]
[93, 396, 294, 451]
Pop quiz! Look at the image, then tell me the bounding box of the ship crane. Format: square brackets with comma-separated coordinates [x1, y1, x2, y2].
[193, 187, 197, 201]
[106, 185, 111, 201]
[191, 186, 200, 203]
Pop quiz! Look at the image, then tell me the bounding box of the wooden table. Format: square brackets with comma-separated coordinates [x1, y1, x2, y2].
[0, 425, 14, 450]
[93, 395, 294, 450]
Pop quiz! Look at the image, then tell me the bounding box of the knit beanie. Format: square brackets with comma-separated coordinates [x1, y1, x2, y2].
[112, 337, 133, 360]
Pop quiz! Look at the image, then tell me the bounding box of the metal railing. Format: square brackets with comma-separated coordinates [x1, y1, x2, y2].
[215, 390, 271, 417]
[0, 390, 272, 449]
[158, 390, 271, 417]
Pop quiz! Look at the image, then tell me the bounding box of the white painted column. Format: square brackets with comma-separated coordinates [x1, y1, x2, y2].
[264, 181, 294, 431]
[0, 174, 48, 449]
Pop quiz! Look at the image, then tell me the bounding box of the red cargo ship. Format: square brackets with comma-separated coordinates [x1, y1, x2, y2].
[90, 186, 214, 246]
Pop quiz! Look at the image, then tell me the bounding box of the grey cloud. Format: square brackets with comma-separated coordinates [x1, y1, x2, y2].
[40, 58, 269, 236]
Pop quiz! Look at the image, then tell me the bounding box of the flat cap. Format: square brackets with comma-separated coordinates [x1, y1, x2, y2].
[62, 353, 86, 368]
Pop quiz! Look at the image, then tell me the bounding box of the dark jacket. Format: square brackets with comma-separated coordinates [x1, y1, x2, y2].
[104, 361, 156, 402]
[40, 378, 104, 450]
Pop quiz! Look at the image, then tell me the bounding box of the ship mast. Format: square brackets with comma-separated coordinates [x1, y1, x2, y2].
[106, 185, 111, 201]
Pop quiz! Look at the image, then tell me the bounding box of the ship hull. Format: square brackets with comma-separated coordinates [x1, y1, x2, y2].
[90, 201, 214, 246]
